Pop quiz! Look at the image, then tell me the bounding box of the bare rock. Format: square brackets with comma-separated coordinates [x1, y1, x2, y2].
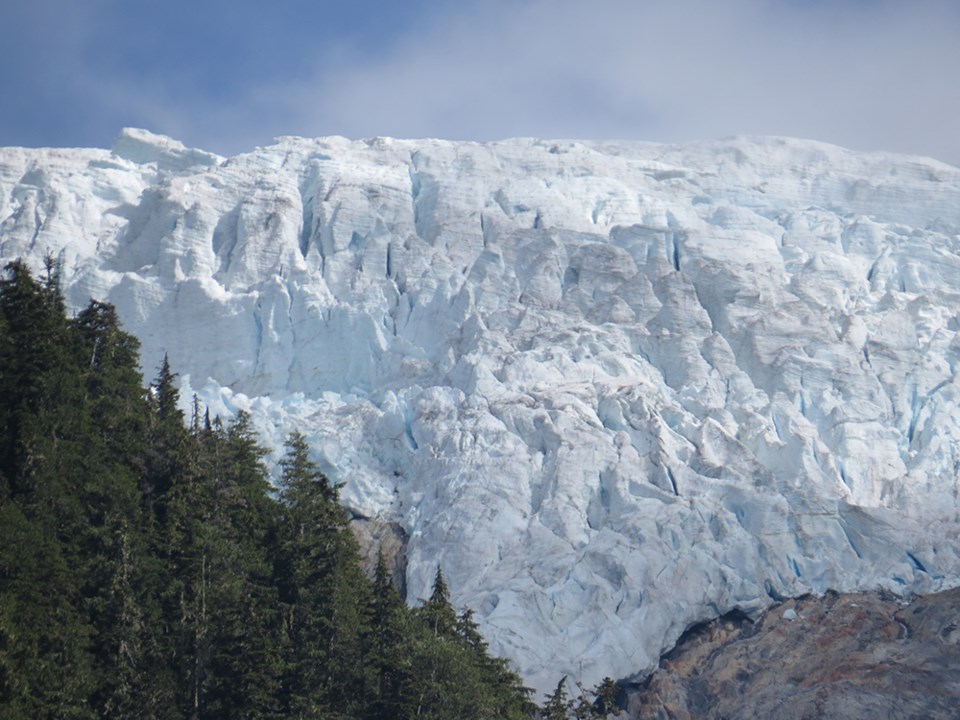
[628, 588, 960, 719]
[350, 517, 408, 599]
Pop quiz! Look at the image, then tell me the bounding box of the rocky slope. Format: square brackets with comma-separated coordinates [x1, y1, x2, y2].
[628, 587, 960, 719]
[1, 129, 960, 691]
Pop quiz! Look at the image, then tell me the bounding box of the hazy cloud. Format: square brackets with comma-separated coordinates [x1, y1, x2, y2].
[271, 0, 960, 163]
[2, 0, 958, 164]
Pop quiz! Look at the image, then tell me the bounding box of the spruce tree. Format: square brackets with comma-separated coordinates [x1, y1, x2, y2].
[571, 682, 593, 720]
[0, 263, 541, 720]
[419, 567, 459, 639]
[0, 259, 77, 496]
[276, 430, 371, 719]
[591, 677, 621, 718]
[71, 300, 147, 464]
[141, 356, 204, 717]
[456, 608, 536, 719]
[69, 300, 161, 718]
[409, 568, 489, 719]
[366, 551, 418, 719]
[542, 677, 571, 720]
[0, 501, 97, 719]
[202, 412, 284, 720]
[0, 262, 115, 718]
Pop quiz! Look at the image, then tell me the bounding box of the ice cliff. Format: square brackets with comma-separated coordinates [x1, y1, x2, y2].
[2, 128, 960, 691]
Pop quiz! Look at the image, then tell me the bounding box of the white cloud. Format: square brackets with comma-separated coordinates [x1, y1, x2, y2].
[247, 0, 960, 164]
[21, 0, 957, 164]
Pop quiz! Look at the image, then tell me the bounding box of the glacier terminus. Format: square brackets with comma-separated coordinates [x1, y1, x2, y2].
[2, 128, 959, 692]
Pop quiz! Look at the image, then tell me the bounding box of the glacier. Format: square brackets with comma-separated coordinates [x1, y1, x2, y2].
[2, 128, 960, 691]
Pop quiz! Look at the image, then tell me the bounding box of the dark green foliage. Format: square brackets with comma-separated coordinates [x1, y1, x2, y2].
[542, 677, 571, 720]
[539, 675, 622, 719]
[366, 552, 419, 719]
[0, 501, 97, 719]
[0, 261, 540, 719]
[0, 258, 76, 499]
[419, 566, 459, 639]
[591, 677, 621, 717]
[0, 261, 177, 718]
[458, 608, 538, 719]
[276, 430, 371, 718]
[190, 413, 285, 720]
[401, 567, 535, 719]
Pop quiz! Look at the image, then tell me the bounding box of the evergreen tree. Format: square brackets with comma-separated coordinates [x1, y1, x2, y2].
[407, 567, 535, 719]
[0, 302, 7, 498]
[409, 567, 460, 718]
[365, 551, 421, 719]
[276, 431, 370, 719]
[591, 677, 621, 718]
[0, 264, 166, 718]
[457, 608, 536, 719]
[202, 412, 284, 720]
[153, 407, 283, 719]
[0, 260, 99, 718]
[71, 301, 147, 463]
[0, 501, 97, 719]
[0, 263, 539, 720]
[0, 259, 77, 496]
[419, 566, 459, 639]
[571, 682, 593, 720]
[142, 356, 205, 717]
[69, 301, 161, 718]
[542, 677, 571, 720]
[409, 621, 480, 719]
[144, 354, 187, 513]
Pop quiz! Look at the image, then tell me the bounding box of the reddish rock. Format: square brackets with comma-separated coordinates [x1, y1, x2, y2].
[627, 588, 960, 719]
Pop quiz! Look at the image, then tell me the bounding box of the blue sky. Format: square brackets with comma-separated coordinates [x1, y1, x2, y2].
[2, 0, 958, 165]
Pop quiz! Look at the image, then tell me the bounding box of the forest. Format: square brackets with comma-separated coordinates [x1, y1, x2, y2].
[0, 259, 621, 719]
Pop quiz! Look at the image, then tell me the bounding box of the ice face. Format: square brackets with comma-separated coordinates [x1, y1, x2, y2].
[2, 129, 960, 691]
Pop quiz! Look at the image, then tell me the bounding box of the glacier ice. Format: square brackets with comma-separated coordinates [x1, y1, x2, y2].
[2, 128, 960, 691]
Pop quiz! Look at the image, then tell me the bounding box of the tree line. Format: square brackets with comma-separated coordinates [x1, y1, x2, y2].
[0, 259, 621, 719]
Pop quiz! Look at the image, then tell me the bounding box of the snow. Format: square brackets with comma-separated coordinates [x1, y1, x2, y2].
[2, 130, 960, 691]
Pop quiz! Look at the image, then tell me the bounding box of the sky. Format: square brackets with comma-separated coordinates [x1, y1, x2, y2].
[2, 0, 958, 165]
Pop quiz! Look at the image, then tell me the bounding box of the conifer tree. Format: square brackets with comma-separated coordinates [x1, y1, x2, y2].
[141, 356, 206, 717]
[0, 263, 541, 720]
[0, 259, 77, 495]
[542, 677, 571, 720]
[366, 551, 418, 719]
[419, 566, 459, 639]
[202, 412, 284, 720]
[276, 431, 371, 718]
[406, 568, 485, 719]
[591, 677, 621, 718]
[144, 357, 187, 494]
[0, 500, 97, 719]
[69, 300, 162, 718]
[0, 262, 108, 718]
[571, 682, 593, 720]
[457, 608, 536, 719]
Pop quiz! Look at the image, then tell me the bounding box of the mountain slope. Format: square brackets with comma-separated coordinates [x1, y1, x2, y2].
[2, 129, 959, 690]
[629, 587, 960, 719]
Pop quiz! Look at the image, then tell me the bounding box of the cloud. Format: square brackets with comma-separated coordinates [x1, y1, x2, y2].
[259, 0, 960, 164]
[3, 0, 958, 165]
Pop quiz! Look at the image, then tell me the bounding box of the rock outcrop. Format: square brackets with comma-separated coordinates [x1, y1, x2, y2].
[629, 588, 960, 719]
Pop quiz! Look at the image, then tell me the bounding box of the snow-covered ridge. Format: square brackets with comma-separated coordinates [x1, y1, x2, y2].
[3, 128, 960, 691]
